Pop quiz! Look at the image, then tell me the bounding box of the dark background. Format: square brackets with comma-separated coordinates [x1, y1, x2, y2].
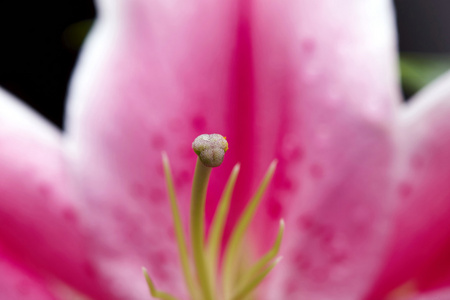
[0, 0, 449, 128]
[0, 1, 95, 128]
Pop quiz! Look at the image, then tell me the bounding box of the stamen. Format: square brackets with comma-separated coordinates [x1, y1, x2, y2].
[240, 219, 285, 286]
[142, 268, 179, 300]
[222, 160, 278, 298]
[161, 153, 198, 299]
[207, 163, 241, 283]
[230, 257, 283, 300]
[144, 135, 283, 300]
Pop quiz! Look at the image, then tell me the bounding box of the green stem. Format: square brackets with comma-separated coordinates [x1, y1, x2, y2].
[207, 164, 240, 284]
[191, 158, 213, 300]
[143, 268, 179, 300]
[222, 160, 277, 298]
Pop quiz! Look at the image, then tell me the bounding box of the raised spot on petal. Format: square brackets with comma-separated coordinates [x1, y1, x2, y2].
[175, 170, 190, 187]
[293, 252, 311, 272]
[62, 208, 77, 223]
[301, 38, 317, 55]
[281, 134, 304, 162]
[398, 182, 413, 199]
[330, 250, 348, 264]
[286, 277, 300, 295]
[149, 188, 165, 203]
[150, 134, 165, 150]
[320, 227, 334, 244]
[37, 183, 52, 198]
[297, 215, 314, 231]
[309, 163, 324, 179]
[149, 252, 171, 281]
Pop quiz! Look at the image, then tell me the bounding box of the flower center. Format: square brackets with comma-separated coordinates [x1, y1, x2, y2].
[143, 134, 284, 300]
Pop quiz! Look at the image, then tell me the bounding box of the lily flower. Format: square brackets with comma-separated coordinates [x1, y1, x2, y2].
[2, 0, 450, 299]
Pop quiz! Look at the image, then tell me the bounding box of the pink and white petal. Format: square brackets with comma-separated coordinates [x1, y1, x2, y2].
[366, 71, 450, 298]
[64, 0, 249, 298]
[249, 1, 401, 299]
[0, 251, 57, 300]
[0, 89, 95, 296]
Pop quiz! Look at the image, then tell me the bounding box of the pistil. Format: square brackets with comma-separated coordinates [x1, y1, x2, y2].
[190, 158, 214, 300]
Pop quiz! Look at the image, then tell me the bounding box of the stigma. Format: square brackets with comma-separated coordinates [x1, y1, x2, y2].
[143, 134, 284, 300]
[192, 134, 228, 167]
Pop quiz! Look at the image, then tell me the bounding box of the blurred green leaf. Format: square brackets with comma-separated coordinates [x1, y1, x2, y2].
[62, 19, 93, 51]
[400, 53, 450, 95]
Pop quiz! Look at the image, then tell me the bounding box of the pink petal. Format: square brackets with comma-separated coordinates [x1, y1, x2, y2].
[248, 1, 401, 299]
[410, 287, 450, 300]
[65, 0, 399, 299]
[0, 89, 89, 296]
[0, 86, 180, 298]
[64, 0, 248, 297]
[0, 250, 57, 300]
[417, 240, 450, 292]
[367, 71, 450, 298]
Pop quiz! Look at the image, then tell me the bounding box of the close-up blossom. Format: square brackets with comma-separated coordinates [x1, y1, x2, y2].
[1, 0, 450, 299]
